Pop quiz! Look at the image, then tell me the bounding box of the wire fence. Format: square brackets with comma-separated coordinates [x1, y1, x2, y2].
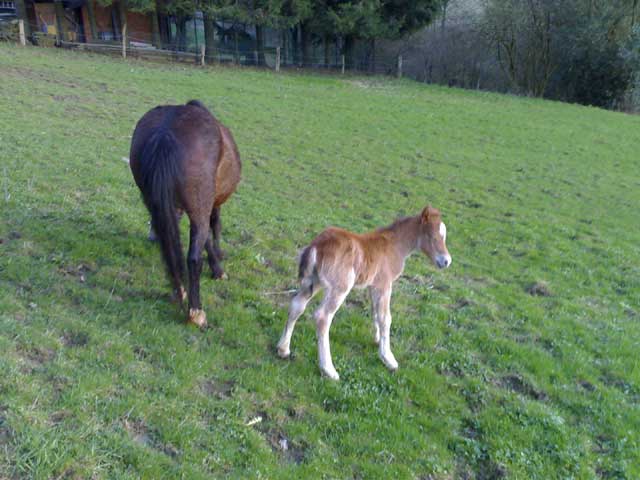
[4, 20, 405, 77]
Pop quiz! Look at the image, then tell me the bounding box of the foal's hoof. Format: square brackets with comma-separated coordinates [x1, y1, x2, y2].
[320, 367, 340, 381]
[380, 353, 399, 372]
[171, 287, 187, 304]
[276, 345, 290, 359]
[188, 308, 207, 329]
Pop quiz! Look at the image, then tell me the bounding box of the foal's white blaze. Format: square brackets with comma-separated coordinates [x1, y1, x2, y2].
[436, 222, 452, 268]
[439, 222, 447, 241]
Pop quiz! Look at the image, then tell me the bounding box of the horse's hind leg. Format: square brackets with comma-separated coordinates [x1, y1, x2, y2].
[369, 287, 381, 345]
[210, 207, 224, 259]
[277, 277, 319, 358]
[204, 235, 225, 279]
[314, 285, 350, 380]
[187, 219, 209, 328]
[205, 207, 225, 279]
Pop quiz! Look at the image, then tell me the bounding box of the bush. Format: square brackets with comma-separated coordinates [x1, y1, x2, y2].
[0, 19, 19, 42]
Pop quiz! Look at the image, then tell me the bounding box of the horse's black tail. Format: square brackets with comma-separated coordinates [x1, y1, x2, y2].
[139, 128, 185, 288]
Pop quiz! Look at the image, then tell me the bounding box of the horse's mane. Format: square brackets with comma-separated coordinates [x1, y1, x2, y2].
[186, 99, 209, 112]
[376, 215, 415, 234]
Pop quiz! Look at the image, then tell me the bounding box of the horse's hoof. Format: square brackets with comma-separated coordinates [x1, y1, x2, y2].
[188, 309, 207, 328]
[212, 269, 227, 280]
[171, 287, 187, 303]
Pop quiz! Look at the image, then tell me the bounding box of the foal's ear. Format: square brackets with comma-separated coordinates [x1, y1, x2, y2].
[420, 205, 432, 224]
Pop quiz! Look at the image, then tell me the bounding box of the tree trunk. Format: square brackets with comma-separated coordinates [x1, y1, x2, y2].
[282, 30, 288, 65]
[84, 0, 97, 41]
[255, 24, 265, 66]
[440, 1, 448, 83]
[150, 7, 161, 48]
[323, 34, 330, 68]
[369, 38, 375, 73]
[234, 28, 239, 64]
[155, 0, 166, 46]
[441, 0, 448, 31]
[159, 14, 170, 48]
[343, 35, 355, 69]
[175, 15, 187, 51]
[203, 11, 216, 61]
[291, 26, 299, 65]
[14, 0, 31, 40]
[54, 0, 65, 42]
[118, 0, 127, 41]
[300, 22, 311, 67]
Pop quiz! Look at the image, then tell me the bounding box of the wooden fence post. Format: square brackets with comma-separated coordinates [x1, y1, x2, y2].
[200, 44, 205, 66]
[275, 46, 280, 72]
[18, 19, 26, 46]
[397, 55, 403, 79]
[341, 54, 345, 74]
[122, 22, 127, 59]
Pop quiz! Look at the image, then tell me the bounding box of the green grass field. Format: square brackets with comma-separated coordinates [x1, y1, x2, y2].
[1, 44, 639, 479]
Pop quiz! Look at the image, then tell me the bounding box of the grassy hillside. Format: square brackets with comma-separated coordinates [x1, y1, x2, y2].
[1, 44, 639, 479]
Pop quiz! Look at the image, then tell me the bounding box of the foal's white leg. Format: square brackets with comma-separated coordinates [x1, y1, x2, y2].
[377, 286, 398, 371]
[369, 287, 381, 345]
[277, 288, 316, 358]
[314, 286, 350, 380]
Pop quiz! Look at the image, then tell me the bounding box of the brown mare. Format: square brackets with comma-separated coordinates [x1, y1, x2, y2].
[277, 206, 451, 380]
[129, 100, 241, 327]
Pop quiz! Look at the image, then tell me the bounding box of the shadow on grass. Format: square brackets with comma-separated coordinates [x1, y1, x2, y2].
[2, 203, 190, 326]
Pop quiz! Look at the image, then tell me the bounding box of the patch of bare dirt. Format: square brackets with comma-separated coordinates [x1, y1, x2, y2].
[200, 377, 235, 400]
[123, 418, 180, 458]
[578, 380, 596, 392]
[526, 281, 552, 297]
[286, 405, 307, 420]
[0, 404, 13, 446]
[447, 298, 474, 310]
[62, 331, 89, 348]
[600, 373, 640, 402]
[17, 344, 56, 365]
[50, 410, 72, 425]
[58, 262, 94, 284]
[263, 427, 307, 464]
[52, 94, 80, 102]
[499, 374, 547, 401]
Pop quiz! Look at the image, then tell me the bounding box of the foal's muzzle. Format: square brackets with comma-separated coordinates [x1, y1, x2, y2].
[435, 254, 452, 269]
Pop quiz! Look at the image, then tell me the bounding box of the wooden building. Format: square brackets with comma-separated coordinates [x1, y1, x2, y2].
[22, 0, 156, 45]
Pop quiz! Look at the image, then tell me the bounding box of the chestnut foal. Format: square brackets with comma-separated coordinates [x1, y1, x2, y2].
[277, 206, 452, 380]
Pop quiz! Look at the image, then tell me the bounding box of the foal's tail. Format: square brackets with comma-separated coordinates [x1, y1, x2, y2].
[298, 246, 317, 294]
[138, 128, 185, 287]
